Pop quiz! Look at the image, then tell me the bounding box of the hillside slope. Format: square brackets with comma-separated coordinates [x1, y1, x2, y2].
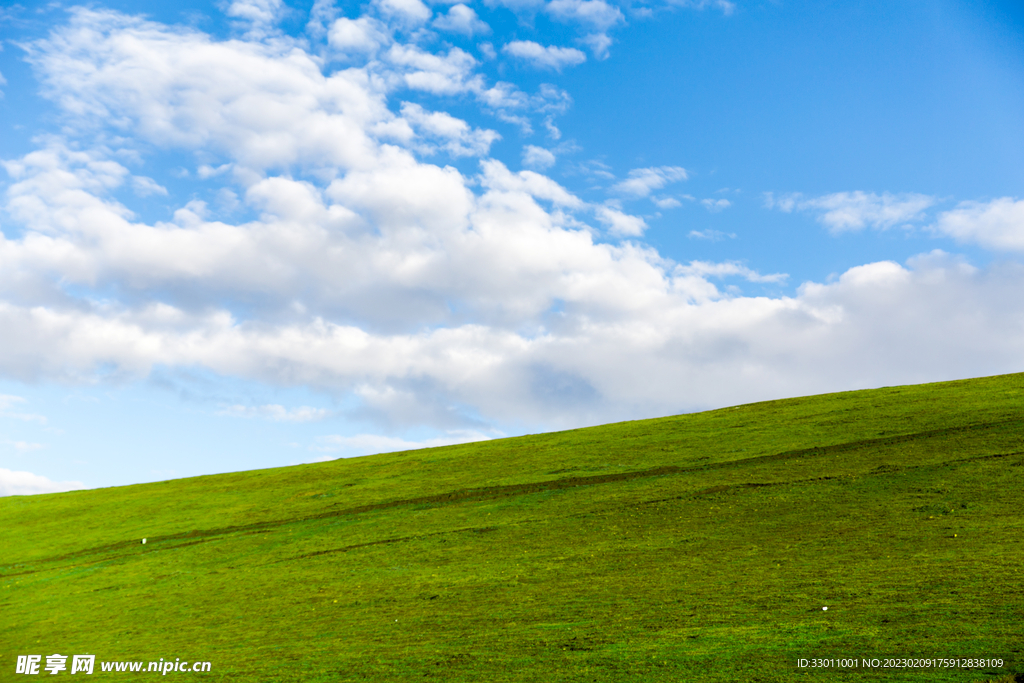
[2, 374, 1023, 681]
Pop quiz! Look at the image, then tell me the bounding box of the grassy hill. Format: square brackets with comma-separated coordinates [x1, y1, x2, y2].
[2, 373, 1023, 682]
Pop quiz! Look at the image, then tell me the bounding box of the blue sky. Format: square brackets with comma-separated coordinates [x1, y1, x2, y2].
[1, 0, 1023, 494]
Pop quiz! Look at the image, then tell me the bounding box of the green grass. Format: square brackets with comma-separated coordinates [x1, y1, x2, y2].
[2, 373, 1023, 682]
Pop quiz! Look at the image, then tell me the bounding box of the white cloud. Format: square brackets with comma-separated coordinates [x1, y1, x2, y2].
[227, 0, 286, 37]
[932, 197, 1024, 251]
[227, 0, 285, 24]
[545, 0, 624, 31]
[373, 0, 433, 28]
[580, 32, 614, 59]
[197, 163, 232, 179]
[576, 159, 614, 180]
[768, 191, 936, 233]
[543, 0, 622, 58]
[25, 10, 389, 172]
[312, 429, 491, 454]
[594, 204, 646, 236]
[307, 0, 340, 39]
[0, 468, 84, 497]
[329, 17, 389, 54]
[131, 176, 168, 197]
[400, 102, 501, 156]
[0, 250, 1022, 430]
[433, 4, 491, 36]
[612, 166, 688, 197]
[688, 228, 735, 240]
[666, 0, 735, 15]
[653, 197, 681, 209]
[522, 145, 556, 170]
[502, 41, 587, 71]
[386, 44, 483, 94]
[543, 116, 561, 139]
[701, 197, 730, 212]
[676, 260, 786, 284]
[478, 42, 497, 60]
[473, 82, 572, 135]
[479, 159, 582, 207]
[5, 7, 1024, 443]
[218, 404, 332, 422]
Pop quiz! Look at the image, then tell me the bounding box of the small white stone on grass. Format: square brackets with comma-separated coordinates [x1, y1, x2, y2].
[822, 606, 828, 611]
[142, 538, 147, 544]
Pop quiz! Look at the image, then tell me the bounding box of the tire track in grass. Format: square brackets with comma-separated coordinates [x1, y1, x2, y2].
[3, 419, 1021, 577]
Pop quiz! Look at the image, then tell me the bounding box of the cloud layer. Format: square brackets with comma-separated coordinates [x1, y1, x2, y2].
[2, 4, 1024, 486]
[766, 191, 936, 233]
[932, 198, 1024, 251]
[502, 40, 587, 71]
[0, 468, 84, 497]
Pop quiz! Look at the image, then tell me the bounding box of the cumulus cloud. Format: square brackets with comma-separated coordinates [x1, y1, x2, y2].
[307, 0, 340, 39]
[0, 244, 1023, 431]
[502, 40, 587, 71]
[4, 7, 1024, 444]
[767, 191, 936, 233]
[479, 158, 582, 207]
[544, 0, 623, 58]
[227, 0, 286, 37]
[653, 197, 681, 209]
[433, 4, 491, 36]
[329, 16, 389, 54]
[474, 82, 573, 135]
[0, 468, 84, 497]
[23, 10, 389, 173]
[612, 166, 688, 197]
[545, 0, 623, 31]
[131, 176, 169, 197]
[594, 204, 646, 236]
[522, 145, 556, 170]
[478, 42, 498, 60]
[400, 102, 501, 156]
[386, 44, 484, 94]
[373, 0, 433, 28]
[932, 197, 1024, 251]
[580, 32, 614, 59]
[485, 0, 622, 59]
[227, 0, 285, 24]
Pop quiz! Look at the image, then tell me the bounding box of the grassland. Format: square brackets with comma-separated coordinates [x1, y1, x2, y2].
[2, 373, 1023, 682]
